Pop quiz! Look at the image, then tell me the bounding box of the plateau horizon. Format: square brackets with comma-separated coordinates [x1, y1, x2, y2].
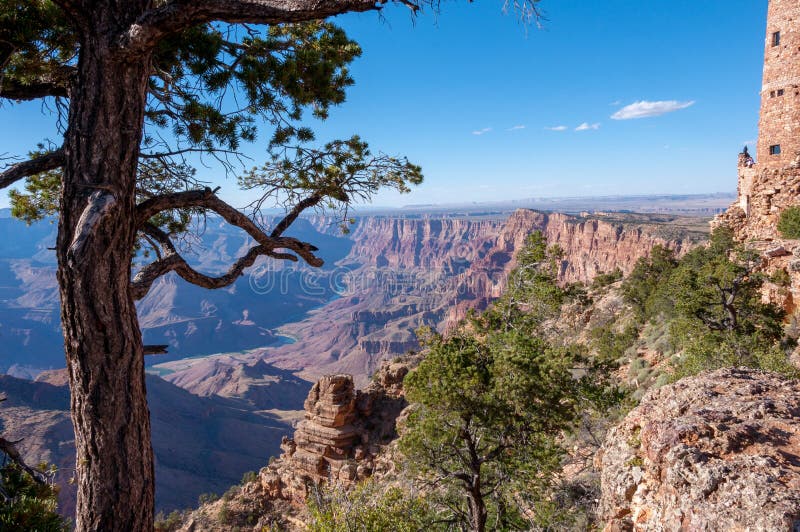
[0, 0, 765, 211]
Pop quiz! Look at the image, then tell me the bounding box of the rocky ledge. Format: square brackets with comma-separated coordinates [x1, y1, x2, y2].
[597, 367, 800, 531]
[178, 357, 416, 531]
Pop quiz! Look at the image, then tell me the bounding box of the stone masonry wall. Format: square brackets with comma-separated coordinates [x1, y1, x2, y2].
[714, 1, 800, 315]
[757, 0, 800, 168]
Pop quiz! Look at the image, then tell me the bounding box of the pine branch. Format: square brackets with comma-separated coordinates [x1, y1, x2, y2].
[0, 149, 65, 190]
[143, 345, 170, 355]
[0, 398, 46, 485]
[0, 79, 69, 101]
[130, 212, 306, 299]
[271, 191, 322, 237]
[122, 0, 390, 53]
[136, 187, 322, 263]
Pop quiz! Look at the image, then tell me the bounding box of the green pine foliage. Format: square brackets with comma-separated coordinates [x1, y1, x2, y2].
[592, 268, 623, 289]
[397, 232, 622, 532]
[479, 232, 570, 333]
[154, 510, 184, 532]
[620, 245, 678, 319]
[307, 481, 441, 532]
[4, 9, 423, 241]
[778, 206, 800, 239]
[0, 462, 68, 532]
[400, 331, 585, 530]
[8, 146, 62, 224]
[620, 226, 797, 378]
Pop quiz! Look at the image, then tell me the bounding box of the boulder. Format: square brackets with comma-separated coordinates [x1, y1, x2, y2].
[766, 245, 791, 257]
[597, 367, 800, 531]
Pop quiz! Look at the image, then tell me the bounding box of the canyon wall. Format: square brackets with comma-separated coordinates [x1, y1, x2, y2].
[160, 209, 703, 389]
[0, 371, 302, 515]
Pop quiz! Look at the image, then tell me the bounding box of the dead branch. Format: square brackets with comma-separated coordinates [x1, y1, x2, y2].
[130, 220, 301, 300]
[122, 0, 390, 53]
[0, 397, 46, 485]
[143, 345, 169, 355]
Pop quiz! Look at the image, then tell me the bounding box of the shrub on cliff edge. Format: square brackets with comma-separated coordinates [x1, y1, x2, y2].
[778, 206, 800, 239]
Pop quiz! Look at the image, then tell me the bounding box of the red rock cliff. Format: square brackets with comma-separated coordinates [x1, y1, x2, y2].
[164, 210, 699, 388]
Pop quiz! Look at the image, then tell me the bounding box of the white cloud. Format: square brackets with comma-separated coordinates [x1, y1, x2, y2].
[575, 122, 601, 131]
[472, 127, 492, 136]
[545, 125, 568, 131]
[611, 100, 695, 120]
[507, 125, 526, 131]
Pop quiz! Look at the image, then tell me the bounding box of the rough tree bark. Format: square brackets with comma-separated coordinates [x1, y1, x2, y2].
[468, 492, 488, 532]
[56, 2, 155, 530]
[464, 418, 488, 532]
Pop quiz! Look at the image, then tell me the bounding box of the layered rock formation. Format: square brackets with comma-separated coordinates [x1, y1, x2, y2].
[159, 209, 704, 388]
[258, 358, 412, 504]
[597, 367, 800, 531]
[177, 358, 415, 531]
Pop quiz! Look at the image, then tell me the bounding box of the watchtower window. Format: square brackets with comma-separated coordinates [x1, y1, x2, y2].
[770, 144, 782, 155]
[773, 31, 781, 46]
[771, 90, 777, 97]
[778, 89, 785, 96]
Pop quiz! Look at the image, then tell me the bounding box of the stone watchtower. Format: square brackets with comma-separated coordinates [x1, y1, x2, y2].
[719, 0, 800, 241]
[713, 0, 800, 314]
[757, 0, 800, 168]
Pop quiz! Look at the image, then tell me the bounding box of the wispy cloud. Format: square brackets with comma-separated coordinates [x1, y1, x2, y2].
[545, 125, 568, 131]
[609, 100, 622, 106]
[506, 125, 526, 131]
[472, 127, 492, 136]
[575, 122, 601, 131]
[611, 100, 695, 120]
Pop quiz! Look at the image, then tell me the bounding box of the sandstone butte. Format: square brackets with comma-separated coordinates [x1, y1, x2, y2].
[177, 357, 415, 531]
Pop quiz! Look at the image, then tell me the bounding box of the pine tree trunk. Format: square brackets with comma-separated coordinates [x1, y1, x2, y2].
[467, 484, 487, 532]
[57, 5, 154, 529]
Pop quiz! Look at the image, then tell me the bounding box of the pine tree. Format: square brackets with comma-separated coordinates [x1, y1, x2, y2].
[0, 1, 541, 529]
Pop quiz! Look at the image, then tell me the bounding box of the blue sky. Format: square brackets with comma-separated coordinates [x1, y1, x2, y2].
[0, 0, 767, 209]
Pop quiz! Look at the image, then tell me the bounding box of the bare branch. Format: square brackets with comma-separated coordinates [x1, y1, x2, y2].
[123, 0, 542, 53]
[0, 149, 65, 190]
[0, 42, 15, 72]
[0, 80, 69, 101]
[0, 397, 47, 485]
[271, 191, 322, 237]
[136, 187, 323, 266]
[123, 0, 389, 53]
[131, 217, 302, 300]
[0, 436, 45, 484]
